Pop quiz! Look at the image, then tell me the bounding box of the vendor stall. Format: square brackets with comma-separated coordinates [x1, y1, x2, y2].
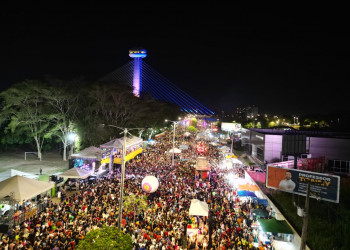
[195, 157, 211, 180]
[189, 199, 209, 217]
[187, 199, 209, 245]
[257, 218, 294, 244]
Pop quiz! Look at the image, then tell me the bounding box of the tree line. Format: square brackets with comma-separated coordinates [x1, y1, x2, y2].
[0, 78, 181, 160]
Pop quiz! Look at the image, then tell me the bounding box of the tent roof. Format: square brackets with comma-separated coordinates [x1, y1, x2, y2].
[251, 208, 269, 218]
[0, 175, 54, 201]
[58, 167, 91, 179]
[167, 148, 182, 154]
[238, 184, 260, 191]
[196, 157, 211, 171]
[233, 178, 249, 185]
[71, 146, 102, 159]
[237, 190, 257, 197]
[100, 135, 142, 149]
[252, 198, 269, 206]
[258, 218, 294, 234]
[0, 169, 39, 182]
[189, 199, 209, 216]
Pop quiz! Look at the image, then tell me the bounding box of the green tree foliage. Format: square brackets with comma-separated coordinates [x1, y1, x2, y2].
[0, 79, 185, 154]
[123, 194, 148, 223]
[0, 81, 56, 159]
[244, 122, 255, 128]
[42, 79, 82, 160]
[187, 125, 197, 133]
[76, 225, 132, 250]
[191, 117, 197, 127]
[76, 82, 150, 147]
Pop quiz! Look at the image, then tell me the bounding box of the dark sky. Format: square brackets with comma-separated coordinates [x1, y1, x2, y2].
[1, 3, 349, 115]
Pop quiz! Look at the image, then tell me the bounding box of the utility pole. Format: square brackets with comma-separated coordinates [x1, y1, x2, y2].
[230, 131, 235, 154]
[172, 122, 176, 167]
[118, 128, 127, 230]
[300, 182, 310, 250]
[165, 119, 180, 167]
[102, 124, 144, 230]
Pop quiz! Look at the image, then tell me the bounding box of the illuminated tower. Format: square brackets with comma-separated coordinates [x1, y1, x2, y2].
[129, 48, 147, 97]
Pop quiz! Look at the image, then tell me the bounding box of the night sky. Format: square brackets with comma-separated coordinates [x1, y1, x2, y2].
[1, 3, 349, 115]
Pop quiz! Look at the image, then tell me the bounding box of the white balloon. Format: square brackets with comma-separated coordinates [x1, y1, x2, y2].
[142, 175, 159, 193]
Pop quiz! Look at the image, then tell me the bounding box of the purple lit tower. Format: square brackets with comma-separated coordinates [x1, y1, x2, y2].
[129, 48, 147, 97]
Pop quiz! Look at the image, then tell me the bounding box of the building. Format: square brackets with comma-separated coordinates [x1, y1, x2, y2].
[241, 128, 350, 173]
[233, 105, 259, 119]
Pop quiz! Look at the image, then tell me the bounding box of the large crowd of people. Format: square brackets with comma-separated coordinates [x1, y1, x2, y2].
[0, 127, 273, 250]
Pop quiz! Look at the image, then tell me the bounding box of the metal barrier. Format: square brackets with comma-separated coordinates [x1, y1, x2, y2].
[0, 201, 50, 227]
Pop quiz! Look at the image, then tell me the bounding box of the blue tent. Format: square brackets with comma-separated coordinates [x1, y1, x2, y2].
[237, 190, 257, 197]
[252, 198, 269, 206]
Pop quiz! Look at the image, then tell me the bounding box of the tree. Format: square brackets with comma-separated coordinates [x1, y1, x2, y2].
[123, 194, 148, 223]
[0, 81, 56, 160]
[187, 125, 197, 133]
[76, 82, 141, 147]
[42, 79, 81, 160]
[76, 225, 132, 250]
[191, 118, 197, 127]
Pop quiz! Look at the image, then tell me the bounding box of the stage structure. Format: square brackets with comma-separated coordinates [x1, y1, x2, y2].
[100, 135, 143, 172]
[99, 49, 214, 116]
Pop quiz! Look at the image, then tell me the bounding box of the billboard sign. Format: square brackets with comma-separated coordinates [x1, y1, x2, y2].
[266, 166, 340, 203]
[221, 122, 241, 132]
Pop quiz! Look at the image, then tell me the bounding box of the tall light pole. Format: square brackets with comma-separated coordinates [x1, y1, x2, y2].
[68, 132, 78, 159]
[230, 131, 234, 154]
[165, 118, 181, 167]
[104, 125, 143, 230]
[118, 128, 127, 230]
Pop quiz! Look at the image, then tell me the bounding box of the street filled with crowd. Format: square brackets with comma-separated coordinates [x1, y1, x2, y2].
[0, 127, 273, 250]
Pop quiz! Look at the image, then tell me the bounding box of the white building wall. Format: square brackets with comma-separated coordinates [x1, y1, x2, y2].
[309, 137, 350, 161]
[264, 134, 283, 162]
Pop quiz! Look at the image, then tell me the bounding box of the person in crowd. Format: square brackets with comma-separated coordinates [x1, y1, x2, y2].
[2, 126, 270, 250]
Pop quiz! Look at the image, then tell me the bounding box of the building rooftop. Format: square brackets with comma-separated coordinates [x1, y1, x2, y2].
[249, 128, 350, 139]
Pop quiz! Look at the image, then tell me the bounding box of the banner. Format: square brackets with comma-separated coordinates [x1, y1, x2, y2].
[266, 166, 340, 203]
[221, 122, 241, 132]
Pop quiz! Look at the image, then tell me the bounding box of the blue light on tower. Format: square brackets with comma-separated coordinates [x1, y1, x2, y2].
[129, 48, 147, 97]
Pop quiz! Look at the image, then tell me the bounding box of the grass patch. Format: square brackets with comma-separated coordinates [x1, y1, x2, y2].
[268, 185, 350, 250]
[38, 174, 50, 182]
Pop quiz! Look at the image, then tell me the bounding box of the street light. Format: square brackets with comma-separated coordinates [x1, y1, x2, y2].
[165, 118, 181, 167]
[230, 131, 235, 154]
[103, 124, 143, 230]
[67, 132, 78, 157]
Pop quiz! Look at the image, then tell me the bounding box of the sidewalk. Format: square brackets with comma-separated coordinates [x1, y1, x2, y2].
[274, 240, 298, 250]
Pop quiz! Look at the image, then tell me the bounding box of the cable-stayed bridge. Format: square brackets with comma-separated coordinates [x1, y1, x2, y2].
[99, 59, 214, 116]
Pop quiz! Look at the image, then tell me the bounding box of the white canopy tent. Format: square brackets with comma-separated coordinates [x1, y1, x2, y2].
[167, 148, 182, 154]
[0, 169, 39, 182]
[70, 146, 102, 160]
[184, 132, 191, 137]
[0, 175, 54, 201]
[189, 199, 209, 216]
[100, 135, 143, 150]
[219, 146, 230, 152]
[58, 167, 91, 179]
